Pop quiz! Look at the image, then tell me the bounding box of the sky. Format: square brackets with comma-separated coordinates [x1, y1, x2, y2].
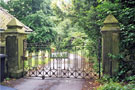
[64, 0, 71, 3]
[57, 0, 71, 7]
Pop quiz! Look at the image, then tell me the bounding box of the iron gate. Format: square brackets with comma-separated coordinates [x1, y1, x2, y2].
[23, 42, 97, 79]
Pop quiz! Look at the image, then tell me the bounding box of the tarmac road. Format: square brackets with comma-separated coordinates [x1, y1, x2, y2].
[2, 53, 97, 90]
[13, 77, 85, 90]
[12, 53, 88, 90]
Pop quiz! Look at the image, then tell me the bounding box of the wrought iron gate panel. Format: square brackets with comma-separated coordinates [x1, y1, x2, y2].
[23, 42, 96, 79]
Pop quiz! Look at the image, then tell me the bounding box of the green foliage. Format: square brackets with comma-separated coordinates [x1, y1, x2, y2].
[124, 76, 135, 83]
[1, 0, 134, 82]
[72, 0, 135, 80]
[5, 77, 10, 81]
[0, 0, 7, 8]
[51, 1, 98, 61]
[72, 0, 100, 41]
[52, 17, 88, 49]
[24, 10, 57, 43]
[72, 0, 135, 57]
[123, 84, 135, 90]
[98, 75, 114, 84]
[97, 82, 123, 90]
[97, 82, 135, 90]
[51, 0, 69, 21]
[119, 7, 135, 60]
[0, 0, 57, 44]
[108, 53, 124, 60]
[98, 75, 135, 89]
[89, 57, 101, 73]
[2, 0, 46, 20]
[117, 60, 135, 81]
[93, 0, 135, 61]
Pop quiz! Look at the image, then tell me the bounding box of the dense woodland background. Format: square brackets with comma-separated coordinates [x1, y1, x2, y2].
[0, 0, 135, 89]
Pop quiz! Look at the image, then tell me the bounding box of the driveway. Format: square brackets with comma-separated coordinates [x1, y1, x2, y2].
[0, 85, 16, 90]
[1, 53, 99, 90]
[2, 77, 99, 90]
[12, 77, 85, 90]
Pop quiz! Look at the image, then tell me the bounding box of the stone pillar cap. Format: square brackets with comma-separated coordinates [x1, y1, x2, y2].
[101, 14, 120, 32]
[103, 14, 119, 24]
[7, 18, 23, 28]
[5, 18, 27, 34]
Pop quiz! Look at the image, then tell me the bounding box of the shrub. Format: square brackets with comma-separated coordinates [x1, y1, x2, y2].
[97, 82, 135, 90]
[97, 82, 123, 90]
[124, 76, 135, 83]
[123, 84, 135, 90]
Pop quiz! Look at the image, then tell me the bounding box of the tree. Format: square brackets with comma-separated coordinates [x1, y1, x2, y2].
[72, 0, 135, 78]
[0, 0, 57, 44]
[24, 10, 57, 44]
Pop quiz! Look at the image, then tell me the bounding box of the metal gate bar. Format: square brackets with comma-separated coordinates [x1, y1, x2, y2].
[23, 42, 98, 79]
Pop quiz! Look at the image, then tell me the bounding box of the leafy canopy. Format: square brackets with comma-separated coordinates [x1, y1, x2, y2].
[0, 0, 57, 44]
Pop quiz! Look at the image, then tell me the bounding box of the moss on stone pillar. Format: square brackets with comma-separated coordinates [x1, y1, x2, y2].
[4, 18, 27, 78]
[101, 15, 120, 76]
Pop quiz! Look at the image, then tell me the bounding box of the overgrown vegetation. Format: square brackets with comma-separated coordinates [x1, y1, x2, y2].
[0, 0, 57, 44]
[0, 0, 135, 88]
[71, 0, 135, 79]
[97, 81, 135, 90]
[97, 75, 135, 90]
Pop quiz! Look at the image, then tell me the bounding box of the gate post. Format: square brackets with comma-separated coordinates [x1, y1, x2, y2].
[101, 15, 120, 76]
[3, 18, 27, 78]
